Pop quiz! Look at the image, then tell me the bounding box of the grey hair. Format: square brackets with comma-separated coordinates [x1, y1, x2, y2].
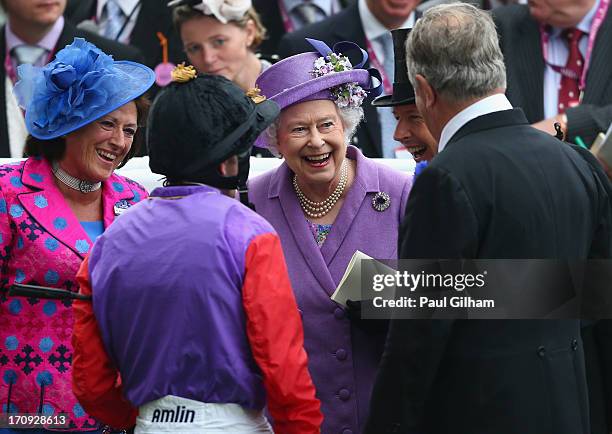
[263, 105, 364, 158]
[405, 3, 506, 102]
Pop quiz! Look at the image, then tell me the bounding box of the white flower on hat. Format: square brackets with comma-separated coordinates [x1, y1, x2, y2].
[193, 0, 251, 24]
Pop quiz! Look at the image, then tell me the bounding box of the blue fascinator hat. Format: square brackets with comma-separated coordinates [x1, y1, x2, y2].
[13, 38, 155, 140]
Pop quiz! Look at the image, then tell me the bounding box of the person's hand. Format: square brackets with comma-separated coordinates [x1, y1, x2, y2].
[532, 114, 565, 137]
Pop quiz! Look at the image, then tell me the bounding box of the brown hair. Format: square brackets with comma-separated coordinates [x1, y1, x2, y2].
[172, 5, 267, 50]
[24, 95, 150, 168]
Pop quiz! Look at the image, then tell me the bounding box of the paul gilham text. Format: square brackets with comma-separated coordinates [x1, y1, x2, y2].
[373, 296, 495, 309]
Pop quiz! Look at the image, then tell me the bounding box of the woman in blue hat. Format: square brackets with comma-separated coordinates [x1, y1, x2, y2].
[0, 37, 154, 433]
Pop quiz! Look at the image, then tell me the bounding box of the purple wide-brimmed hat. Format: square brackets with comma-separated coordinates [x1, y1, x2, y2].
[255, 38, 382, 149]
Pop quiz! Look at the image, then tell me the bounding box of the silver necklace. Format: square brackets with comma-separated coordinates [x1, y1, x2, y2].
[293, 160, 348, 219]
[52, 161, 102, 194]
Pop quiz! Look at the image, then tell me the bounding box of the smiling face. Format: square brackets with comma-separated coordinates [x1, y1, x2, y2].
[277, 99, 347, 189]
[393, 104, 437, 162]
[61, 102, 137, 182]
[180, 14, 255, 81]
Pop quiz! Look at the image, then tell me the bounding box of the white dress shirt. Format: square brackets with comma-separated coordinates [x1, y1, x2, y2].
[438, 93, 514, 153]
[542, 0, 599, 119]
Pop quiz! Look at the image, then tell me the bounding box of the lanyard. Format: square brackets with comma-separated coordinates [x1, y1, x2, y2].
[278, 0, 335, 33]
[539, 0, 610, 95]
[364, 38, 392, 95]
[4, 47, 54, 85]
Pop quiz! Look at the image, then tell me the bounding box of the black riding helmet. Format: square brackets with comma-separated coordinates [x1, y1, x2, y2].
[147, 71, 279, 208]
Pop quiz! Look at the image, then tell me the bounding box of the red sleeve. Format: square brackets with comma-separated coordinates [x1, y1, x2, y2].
[72, 255, 138, 429]
[242, 232, 323, 434]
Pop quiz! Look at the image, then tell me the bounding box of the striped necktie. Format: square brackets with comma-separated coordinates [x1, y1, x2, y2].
[104, 0, 125, 40]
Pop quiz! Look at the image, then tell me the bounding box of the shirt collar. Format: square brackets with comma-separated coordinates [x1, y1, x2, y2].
[5, 15, 64, 53]
[97, 0, 141, 20]
[358, 0, 415, 41]
[150, 184, 221, 198]
[283, 0, 334, 17]
[577, 0, 600, 33]
[438, 93, 513, 153]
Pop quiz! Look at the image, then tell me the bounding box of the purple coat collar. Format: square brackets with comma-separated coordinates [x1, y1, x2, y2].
[266, 146, 383, 295]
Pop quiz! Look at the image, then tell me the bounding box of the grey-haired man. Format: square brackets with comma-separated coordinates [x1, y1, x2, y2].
[366, 3, 611, 434]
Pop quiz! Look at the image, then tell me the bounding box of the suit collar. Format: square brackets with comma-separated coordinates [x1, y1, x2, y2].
[439, 94, 513, 152]
[446, 108, 529, 147]
[18, 157, 137, 259]
[332, 2, 367, 47]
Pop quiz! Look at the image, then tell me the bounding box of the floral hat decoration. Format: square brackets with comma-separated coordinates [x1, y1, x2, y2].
[167, 0, 251, 23]
[254, 38, 382, 149]
[13, 38, 155, 140]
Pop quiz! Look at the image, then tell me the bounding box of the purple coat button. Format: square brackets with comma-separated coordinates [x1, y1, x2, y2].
[338, 388, 351, 401]
[336, 349, 347, 360]
[334, 307, 345, 319]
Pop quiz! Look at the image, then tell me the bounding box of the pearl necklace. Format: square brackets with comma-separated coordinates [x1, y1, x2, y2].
[52, 161, 101, 194]
[293, 160, 348, 218]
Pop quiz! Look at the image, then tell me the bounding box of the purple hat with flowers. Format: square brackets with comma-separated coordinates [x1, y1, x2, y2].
[254, 38, 382, 148]
[13, 38, 155, 140]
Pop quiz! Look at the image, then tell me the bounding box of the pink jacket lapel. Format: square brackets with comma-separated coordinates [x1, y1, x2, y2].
[18, 158, 141, 259]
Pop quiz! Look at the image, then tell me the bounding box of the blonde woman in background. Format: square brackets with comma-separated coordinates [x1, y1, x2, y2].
[170, 0, 269, 91]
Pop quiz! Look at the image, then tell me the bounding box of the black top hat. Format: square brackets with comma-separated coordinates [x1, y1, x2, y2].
[371, 28, 415, 107]
[147, 73, 279, 182]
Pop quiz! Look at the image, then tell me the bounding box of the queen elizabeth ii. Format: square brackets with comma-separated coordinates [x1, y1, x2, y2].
[248, 38, 413, 434]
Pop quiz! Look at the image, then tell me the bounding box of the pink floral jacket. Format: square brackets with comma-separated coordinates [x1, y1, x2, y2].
[0, 157, 147, 430]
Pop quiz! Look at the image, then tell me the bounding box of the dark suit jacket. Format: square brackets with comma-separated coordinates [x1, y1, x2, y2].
[0, 20, 144, 157]
[494, 4, 612, 146]
[253, 0, 285, 60]
[64, 0, 185, 73]
[278, 2, 384, 157]
[365, 109, 612, 434]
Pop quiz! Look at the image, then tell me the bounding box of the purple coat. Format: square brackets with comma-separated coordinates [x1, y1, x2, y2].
[248, 146, 412, 434]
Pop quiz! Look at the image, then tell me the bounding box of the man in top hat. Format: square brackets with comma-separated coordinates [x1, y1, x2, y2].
[72, 69, 322, 433]
[372, 27, 437, 163]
